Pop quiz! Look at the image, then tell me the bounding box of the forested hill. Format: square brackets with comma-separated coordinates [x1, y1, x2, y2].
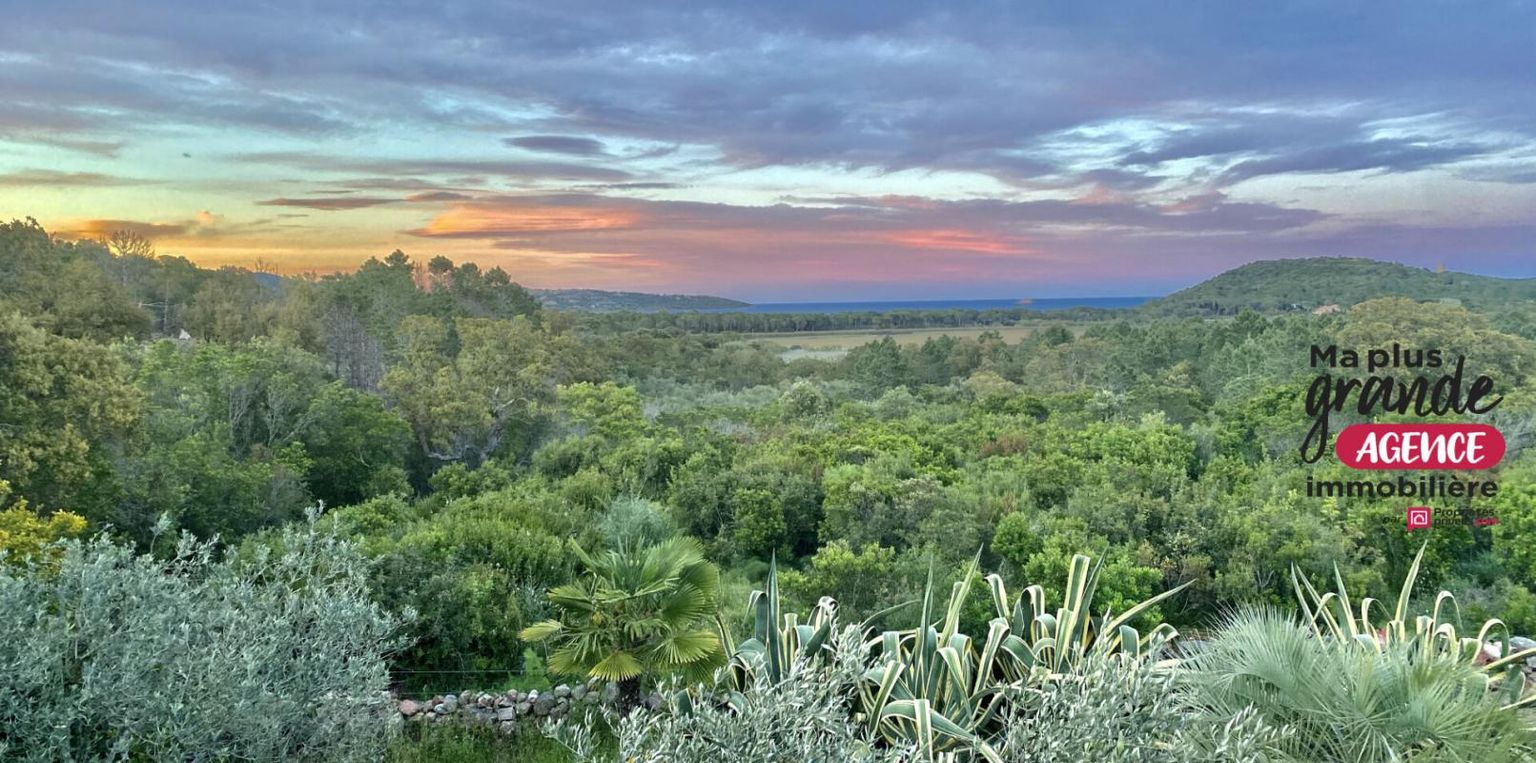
[532, 288, 747, 311]
[1144, 257, 1536, 316]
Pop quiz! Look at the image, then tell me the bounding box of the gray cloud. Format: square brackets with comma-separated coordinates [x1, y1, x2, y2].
[255, 196, 395, 210]
[505, 135, 608, 156]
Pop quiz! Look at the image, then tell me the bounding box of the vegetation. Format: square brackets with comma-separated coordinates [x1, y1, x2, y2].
[0, 520, 400, 762]
[532, 288, 748, 311]
[3, 218, 1536, 760]
[1145, 257, 1536, 316]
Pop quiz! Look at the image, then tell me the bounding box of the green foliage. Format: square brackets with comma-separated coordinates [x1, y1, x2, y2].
[1291, 542, 1536, 700]
[389, 722, 582, 763]
[1183, 609, 1536, 762]
[0, 480, 88, 566]
[522, 538, 726, 691]
[365, 491, 572, 684]
[599, 627, 900, 763]
[0, 312, 140, 517]
[0, 521, 402, 762]
[856, 554, 1189, 762]
[998, 654, 1280, 763]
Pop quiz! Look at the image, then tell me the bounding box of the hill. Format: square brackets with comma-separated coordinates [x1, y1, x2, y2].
[533, 288, 748, 311]
[1143, 257, 1536, 316]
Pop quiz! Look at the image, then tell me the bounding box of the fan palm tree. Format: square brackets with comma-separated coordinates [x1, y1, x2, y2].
[520, 537, 725, 705]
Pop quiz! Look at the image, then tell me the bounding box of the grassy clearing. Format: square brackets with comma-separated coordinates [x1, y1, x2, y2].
[750, 322, 1089, 353]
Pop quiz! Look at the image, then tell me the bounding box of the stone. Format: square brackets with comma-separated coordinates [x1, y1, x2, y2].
[533, 695, 555, 716]
[570, 685, 588, 701]
[437, 696, 458, 714]
[496, 707, 518, 722]
[554, 684, 572, 699]
[1512, 636, 1536, 667]
[398, 700, 422, 717]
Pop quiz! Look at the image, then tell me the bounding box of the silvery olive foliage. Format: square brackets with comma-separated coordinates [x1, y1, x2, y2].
[0, 517, 404, 762]
[998, 653, 1282, 763]
[550, 626, 907, 763]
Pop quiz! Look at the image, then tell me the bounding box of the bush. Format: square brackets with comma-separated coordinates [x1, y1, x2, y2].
[1182, 608, 1536, 762]
[999, 653, 1279, 762]
[554, 627, 900, 763]
[0, 520, 402, 761]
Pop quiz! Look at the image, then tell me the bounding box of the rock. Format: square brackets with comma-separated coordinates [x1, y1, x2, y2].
[571, 685, 588, 701]
[533, 695, 555, 716]
[1512, 636, 1536, 667]
[554, 684, 572, 699]
[517, 701, 531, 714]
[496, 707, 518, 722]
[437, 695, 458, 714]
[496, 694, 513, 708]
[398, 700, 422, 717]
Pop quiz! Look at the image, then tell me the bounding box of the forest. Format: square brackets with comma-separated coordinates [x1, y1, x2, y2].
[4, 216, 1536, 761]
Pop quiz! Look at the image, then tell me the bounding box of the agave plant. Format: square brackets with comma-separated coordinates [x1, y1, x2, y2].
[727, 555, 840, 689]
[1291, 541, 1536, 709]
[857, 553, 1190, 763]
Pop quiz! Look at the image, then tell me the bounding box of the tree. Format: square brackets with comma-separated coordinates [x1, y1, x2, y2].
[0, 313, 141, 516]
[521, 537, 725, 704]
[105, 229, 155, 259]
[381, 316, 553, 466]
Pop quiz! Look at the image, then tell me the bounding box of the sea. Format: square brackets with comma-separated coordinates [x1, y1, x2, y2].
[702, 296, 1149, 314]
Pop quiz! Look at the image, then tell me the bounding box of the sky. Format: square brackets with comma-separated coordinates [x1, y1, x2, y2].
[2, 2, 1535, 302]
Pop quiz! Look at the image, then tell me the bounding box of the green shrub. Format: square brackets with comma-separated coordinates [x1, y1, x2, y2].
[999, 654, 1280, 762]
[0, 521, 402, 761]
[555, 627, 900, 763]
[1182, 608, 1536, 762]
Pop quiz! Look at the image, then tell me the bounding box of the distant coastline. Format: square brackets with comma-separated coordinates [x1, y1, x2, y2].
[697, 296, 1150, 314]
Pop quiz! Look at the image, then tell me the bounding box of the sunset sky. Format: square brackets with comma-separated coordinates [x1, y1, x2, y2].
[3, 2, 1535, 301]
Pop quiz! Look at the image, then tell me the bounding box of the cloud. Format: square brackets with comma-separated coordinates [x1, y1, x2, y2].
[60, 219, 190, 239]
[404, 190, 473, 202]
[255, 196, 396, 210]
[505, 135, 608, 156]
[230, 152, 633, 184]
[1218, 138, 1491, 185]
[0, 169, 149, 187]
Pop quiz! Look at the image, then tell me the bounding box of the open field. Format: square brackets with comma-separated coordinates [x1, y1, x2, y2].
[747, 323, 1083, 354]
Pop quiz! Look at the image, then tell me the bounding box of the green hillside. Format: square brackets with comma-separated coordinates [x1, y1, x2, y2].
[1145, 257, 1536, 316]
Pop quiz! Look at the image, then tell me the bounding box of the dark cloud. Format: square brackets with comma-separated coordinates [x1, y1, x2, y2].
[231, 152, 633, 183]
[1218, 138, 1491, 185]
[0, 169, 149, 187]
[505, 135, 607, 156]
[405, 190, 473, 202]
[255, 196, 395, 210]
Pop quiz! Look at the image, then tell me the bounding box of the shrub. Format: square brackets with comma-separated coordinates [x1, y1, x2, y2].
[553, 627, 901, 763]
[1182, 608, 1536, 762]
[999, 654, 1280, 762]
[0, 520, 402, 761]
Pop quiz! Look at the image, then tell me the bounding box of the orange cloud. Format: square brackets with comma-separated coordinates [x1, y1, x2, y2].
[412, 202, 644, 237]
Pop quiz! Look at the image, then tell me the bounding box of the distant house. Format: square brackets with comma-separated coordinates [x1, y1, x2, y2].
[1312, 304, 1342, 315]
